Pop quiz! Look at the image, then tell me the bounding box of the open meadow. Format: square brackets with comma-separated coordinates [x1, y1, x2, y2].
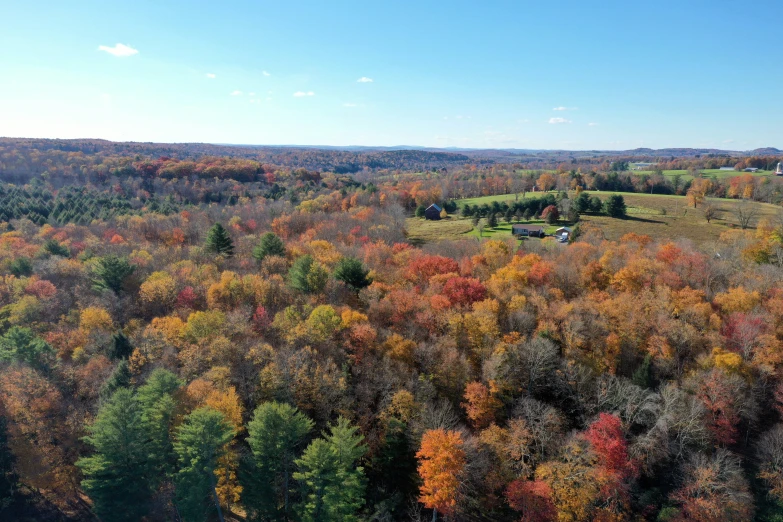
[406, 191, 781, 245]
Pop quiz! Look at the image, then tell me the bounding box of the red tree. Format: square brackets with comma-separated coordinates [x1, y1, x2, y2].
[506, 479, 557, 522]
[442, 277, 487, 307]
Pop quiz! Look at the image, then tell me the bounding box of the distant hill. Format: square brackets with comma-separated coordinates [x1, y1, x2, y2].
[0, 138, 780, 175]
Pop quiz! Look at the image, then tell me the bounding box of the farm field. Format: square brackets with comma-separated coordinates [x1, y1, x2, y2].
[631, 167, 773, 183]
[408, 191, 781, 245]
[457, 192, 549, 207]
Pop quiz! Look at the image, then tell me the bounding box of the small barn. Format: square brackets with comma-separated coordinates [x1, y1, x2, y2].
[512, 224, 544, 238]
[555, 226, 572, 242]
[424, 204, 442, 220]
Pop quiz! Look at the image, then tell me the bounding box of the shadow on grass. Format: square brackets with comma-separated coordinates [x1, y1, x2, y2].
[618, 215, 667, 224]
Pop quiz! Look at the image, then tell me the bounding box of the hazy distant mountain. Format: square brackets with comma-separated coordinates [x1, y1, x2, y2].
[0, 138, 779, 176]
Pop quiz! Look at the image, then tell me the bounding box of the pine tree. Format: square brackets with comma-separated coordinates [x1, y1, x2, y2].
[174, 408, 235, 522]
[333, 257, 372, 291]
[294, 417, 367, 522]
[43, 238, 69, 257]
[604, 194, 627, 218]
[204, 223, 234, 257]
[632, 354, 653, 389]
[288, 255, 328, 294]
[252, 232, 286, 263]
[367, 417, 417, 517]
[92, 255, 136, 294]
[244, 402, 313, 521]
[77, 389, 154, 522]
[0, 326, 53, 370]
[487, 212, 498, 229]
[108, 331, 133, 360]
[99, 360, 132, 400]
[137, 369, 181, 477]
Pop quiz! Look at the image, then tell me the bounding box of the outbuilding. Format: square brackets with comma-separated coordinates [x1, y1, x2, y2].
[424, 204, 442, 220]
[555, 226, 572, 242]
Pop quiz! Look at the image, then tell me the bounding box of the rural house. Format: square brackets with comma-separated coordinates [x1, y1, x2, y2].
[424, 204, 442, 220]
[512, 224, 545, 238]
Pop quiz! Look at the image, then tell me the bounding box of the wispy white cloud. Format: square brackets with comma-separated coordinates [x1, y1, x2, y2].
[262, 70, 271, 77]
[553, 106, 578, 111]
[549, 117, 571, 124]
[357, 77, 373, 83]
[343, 103, 358, 107]
[249, 92, 256, 96]
[293, 91, 315, 97]
[723, 139, 734, 144]
[588, 122, 599, 126]
[230, 90, 243, 96]
[205, 73, 216, 79]
[98, 43, 138, 57]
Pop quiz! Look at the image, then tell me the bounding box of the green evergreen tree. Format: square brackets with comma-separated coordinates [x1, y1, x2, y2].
[604, 194, 627, 218]
[137, 369, 181, 476]
[367, 417, 417, 517]
[632, 354, 653, 389]
[288, 255, 328, 294]
[99, 360, 132, 400]
[174, 408, 234, 522]
[244, 402, 313, 522]
[42, 238, 69, 257]
[77, 389, 154, 522]
[294, 417, 367, 522]
[9, 257, 32, 277]
[108, 331, 133, 360]
[0, 326, 53, 370]
[333, 257, 372, 291]
[574, 191, 591, 213]
[415, 205, 427, 218]
[204, 223, 234, 257]
[487, 212, 498, 229]
[92, 255, 135, 294]
[253, 232, 286, 263]
[589, 195, 604, 213]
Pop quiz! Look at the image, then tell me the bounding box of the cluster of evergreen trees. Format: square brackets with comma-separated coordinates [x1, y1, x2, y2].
[460, 194, 559, 220]
[0, 184, 179, 226]
[79, 373, 368, 522]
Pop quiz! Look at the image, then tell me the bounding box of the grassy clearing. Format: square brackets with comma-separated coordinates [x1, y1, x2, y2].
[405, 217, 474, 244]
[630, 167, 773, 183]
[579, 191, 780, 243]
[458, 192, 551, 207]
[407, 191, 781, 245]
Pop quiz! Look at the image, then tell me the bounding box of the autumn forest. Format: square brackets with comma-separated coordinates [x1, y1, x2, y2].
[3, 139, 783, 522]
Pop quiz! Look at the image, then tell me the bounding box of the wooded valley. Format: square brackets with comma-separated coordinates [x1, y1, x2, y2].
[1, 140, 783, 521]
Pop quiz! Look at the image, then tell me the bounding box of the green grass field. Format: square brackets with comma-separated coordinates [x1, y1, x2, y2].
[457, 192, 550, 207]
[406, 191, 781, 245]
[630, 166, 773, 183]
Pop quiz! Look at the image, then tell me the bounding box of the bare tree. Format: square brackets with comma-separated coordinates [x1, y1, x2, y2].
[757, 424, 783, 500]
[703, 202, 718, 224]
[734, 200, 759, 230]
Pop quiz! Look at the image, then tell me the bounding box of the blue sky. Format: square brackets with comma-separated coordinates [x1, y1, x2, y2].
[1, 0, 782, 150]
